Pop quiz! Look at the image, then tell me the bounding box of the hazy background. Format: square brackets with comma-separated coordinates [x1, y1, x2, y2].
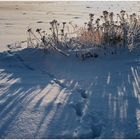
[0, 1, 140, 50]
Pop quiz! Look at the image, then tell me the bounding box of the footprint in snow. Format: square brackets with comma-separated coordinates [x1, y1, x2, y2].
[90, 122, 102, 138]
[80, 113, 103, 138]
[69, 101, 84, 117]
[86, 6, 92, 8]
[73, 121, 101, 139]
[76, 88, 89, 99]
[73, 16, 80, 19]
[37, 21, 44, 23]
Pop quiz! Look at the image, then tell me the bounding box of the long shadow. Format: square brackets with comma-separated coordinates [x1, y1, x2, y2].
[0, 48, 139, 138]
[85, 57, 140, 138]
[0, 48, 79, 138]
[0, 48, 51, 138]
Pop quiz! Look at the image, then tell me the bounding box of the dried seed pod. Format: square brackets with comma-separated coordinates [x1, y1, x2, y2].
[109, 12, 114, 17]
[89, 13, 94, 18]
[27, 28, 31, 32]
[103, 11, 108, 16]
[62, 22, 66, 25]
[61, 29, 64, 33]
[120, 10, 125, 14]
[36, 28, 41, 32]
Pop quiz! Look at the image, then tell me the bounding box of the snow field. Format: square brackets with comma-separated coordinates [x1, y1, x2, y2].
[0, 47, 139, 138]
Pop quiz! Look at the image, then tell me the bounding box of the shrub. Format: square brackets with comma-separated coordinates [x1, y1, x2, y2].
[26, 10, 140, 58]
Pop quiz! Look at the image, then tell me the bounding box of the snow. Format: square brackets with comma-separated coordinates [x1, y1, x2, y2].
[0, 1, 140, 139]
[0, 47, 140, 139]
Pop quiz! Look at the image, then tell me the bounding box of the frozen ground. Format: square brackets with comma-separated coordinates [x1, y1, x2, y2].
[0, 1, 140, 139]
[0, 47, 140, 138]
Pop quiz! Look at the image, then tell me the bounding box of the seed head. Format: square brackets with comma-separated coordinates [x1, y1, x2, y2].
[27, 28, 31, 32]
[109, 12, 114, 17]
[50, 21, 53, 25]
[53, 19, 57, 24]
[89, 13, 94, 18]
[132, 13, 136, 17]
[36, 28, 41, 32]
[62, 22, 66, 25]
[120, 10, 125, 14]
[103, 11, 108, 15]
[61, 29, 64, 33]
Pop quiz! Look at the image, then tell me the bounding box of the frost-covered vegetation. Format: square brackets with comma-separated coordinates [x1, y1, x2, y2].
[24, 10, 140, 60]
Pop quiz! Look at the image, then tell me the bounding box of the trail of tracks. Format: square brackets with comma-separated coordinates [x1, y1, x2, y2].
[5, 46, 106, 138]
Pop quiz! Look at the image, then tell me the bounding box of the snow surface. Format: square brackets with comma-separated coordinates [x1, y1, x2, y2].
[0, 1, 140, 139]
[0, 47, 140, 139]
